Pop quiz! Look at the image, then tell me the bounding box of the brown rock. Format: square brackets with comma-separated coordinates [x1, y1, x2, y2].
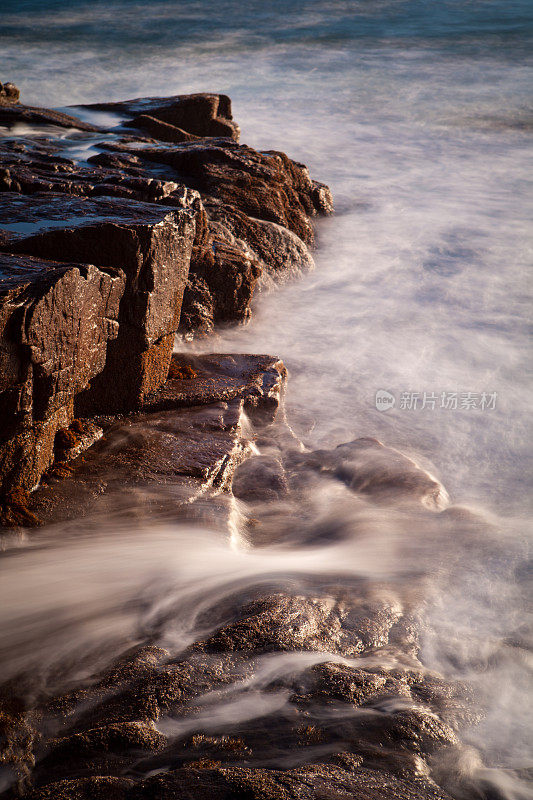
[26, 776, 134, 800]
[0, 138, 182, 202]
[20, 354, 286, 527]
[0, 94, 332, 338]
[126, 115, 200, 144]
[53, 419, 103, 463]
[206, 204, 315, 285]
[132, 763, 454, 799]
[124, 140, 332, 246]
[28, 399, 251, 527]
[0, 81, 20, 105]
[1, 193, 200, 413]
[83, 92, 240, 140]
[180, 224, 262, 334]
[144, 353, 287, 424]
[0, 252, 124, 494]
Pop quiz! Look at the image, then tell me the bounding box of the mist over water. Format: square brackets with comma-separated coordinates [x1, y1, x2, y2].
[1, 0, 532, 796]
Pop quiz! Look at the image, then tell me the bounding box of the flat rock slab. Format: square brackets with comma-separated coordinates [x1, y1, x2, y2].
[0, 192, 190, 238]
[28, 354, 287, 527]
[31, 400, 249, 528]
[144, 353, 287, 423]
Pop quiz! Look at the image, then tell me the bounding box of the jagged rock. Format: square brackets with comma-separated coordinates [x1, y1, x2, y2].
[179, 223, 262, 334]
[205, 202, 315, 285]
[104, 138, 332, 331]
[0, 252, 124, 494]
[83, 93, 240, 140]
[0, 92, 332, 339]
[118, 139, 332, 246]
[1, 193, 199, 413]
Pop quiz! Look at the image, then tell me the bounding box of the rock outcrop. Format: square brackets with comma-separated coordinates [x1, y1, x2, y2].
[0, 85, 332, 496]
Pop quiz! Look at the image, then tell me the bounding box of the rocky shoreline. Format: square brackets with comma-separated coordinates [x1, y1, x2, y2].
[0, 84, 331, 514]
[0, 85, 501, 800]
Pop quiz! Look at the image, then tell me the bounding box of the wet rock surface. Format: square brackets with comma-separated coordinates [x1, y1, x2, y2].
[0, 86, 330, 497]
[145, 353, 287, 423]
[1, 193, 198, 415]
[17, 353, 286, 527]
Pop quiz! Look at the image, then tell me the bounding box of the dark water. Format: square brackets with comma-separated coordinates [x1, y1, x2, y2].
[1, 1, 532, 797]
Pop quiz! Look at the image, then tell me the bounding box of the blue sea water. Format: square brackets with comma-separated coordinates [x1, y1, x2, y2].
[1, 1, 532, 794]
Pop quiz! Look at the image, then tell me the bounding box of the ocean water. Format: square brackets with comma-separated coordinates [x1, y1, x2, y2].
[1, 1, 532, 796]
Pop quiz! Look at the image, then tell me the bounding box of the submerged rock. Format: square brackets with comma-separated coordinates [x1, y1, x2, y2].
[287, 437, 448, 510]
